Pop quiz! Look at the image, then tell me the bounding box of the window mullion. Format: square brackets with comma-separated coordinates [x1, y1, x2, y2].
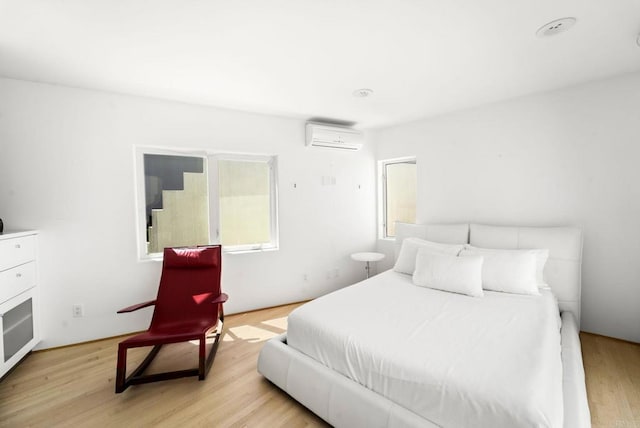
[207, 155, 221, 245]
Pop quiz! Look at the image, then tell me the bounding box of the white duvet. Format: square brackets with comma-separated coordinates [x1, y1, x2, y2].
[287, 270, 563, 428]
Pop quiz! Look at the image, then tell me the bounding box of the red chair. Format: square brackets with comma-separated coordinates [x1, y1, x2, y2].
[115, 245, 227, 393]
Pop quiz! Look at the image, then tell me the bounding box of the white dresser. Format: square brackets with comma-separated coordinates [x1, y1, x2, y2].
[0, 230, 40, 380]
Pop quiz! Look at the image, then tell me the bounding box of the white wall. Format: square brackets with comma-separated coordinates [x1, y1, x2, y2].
[0, 78, 377, 348]
[373, 72, 640, 343]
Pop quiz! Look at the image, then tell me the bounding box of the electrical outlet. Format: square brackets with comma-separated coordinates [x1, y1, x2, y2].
[72, 304, 84, 318]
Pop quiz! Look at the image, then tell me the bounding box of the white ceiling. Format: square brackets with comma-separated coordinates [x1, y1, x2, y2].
[1, 0, 640, 129]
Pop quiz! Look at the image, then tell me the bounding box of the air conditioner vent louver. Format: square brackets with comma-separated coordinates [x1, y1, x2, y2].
[305, 122, 363, 151]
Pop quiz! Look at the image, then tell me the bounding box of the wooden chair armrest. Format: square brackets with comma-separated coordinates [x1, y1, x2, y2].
[211, 293, 229, 305]
[117, 300, 157, 313]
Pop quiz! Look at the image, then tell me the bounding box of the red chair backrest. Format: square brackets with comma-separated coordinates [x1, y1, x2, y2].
[150, 245, 222, 331]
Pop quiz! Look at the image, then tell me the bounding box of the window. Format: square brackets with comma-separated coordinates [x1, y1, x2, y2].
[136, 148, 278, 258]
[211, 154, 278, 252]
[142, 153, 210, 254]
[379, 158, 416, 238]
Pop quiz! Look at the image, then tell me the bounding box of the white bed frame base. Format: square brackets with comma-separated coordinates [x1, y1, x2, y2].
[258, 223, 591, 428]
[259, 333, 438, 428]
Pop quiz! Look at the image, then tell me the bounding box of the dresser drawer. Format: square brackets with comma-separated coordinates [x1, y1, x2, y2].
[0, 235, 36, 272]
[0, 262, 36, 305]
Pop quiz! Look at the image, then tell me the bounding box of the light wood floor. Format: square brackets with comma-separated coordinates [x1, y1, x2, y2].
[581, 332, 640, 428]
[0, 304, 638, 428]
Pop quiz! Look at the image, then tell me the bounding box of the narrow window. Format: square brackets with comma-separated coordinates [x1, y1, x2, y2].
[380, 158, 416, 238]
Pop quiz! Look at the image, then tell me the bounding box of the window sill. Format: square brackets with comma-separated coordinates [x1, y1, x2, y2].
[138, 255, 163, 263]
[138, 246, 280, 261]
[225, 246, 279, 255]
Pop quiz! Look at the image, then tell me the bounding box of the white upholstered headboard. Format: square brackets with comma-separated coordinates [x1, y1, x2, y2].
[395, 223, 583, 324]
[394, 223, 469, 258]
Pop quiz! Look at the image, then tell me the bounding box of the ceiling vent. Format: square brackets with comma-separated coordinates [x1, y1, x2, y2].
[305, 122, 363, 151]
[352, 88, 374, 98]
[536, 17, 576, 37]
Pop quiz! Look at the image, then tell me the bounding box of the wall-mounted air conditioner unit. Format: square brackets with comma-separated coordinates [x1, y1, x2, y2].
[305, 122, 363, 151]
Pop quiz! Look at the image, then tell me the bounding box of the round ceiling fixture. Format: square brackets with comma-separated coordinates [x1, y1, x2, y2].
[353, 88, 374, 98]
[536, 17, 576, 37]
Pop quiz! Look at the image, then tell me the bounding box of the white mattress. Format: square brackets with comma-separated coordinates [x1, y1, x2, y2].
[287, 270, 564, 428]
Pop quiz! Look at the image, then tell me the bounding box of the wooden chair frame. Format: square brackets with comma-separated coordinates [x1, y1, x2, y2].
[115, 303, 226, 393]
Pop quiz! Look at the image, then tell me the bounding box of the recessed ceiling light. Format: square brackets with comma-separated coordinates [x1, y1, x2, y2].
[536, 17, 576, 37]
[353, 88, 374, 98]
[637, 33, 640, 47]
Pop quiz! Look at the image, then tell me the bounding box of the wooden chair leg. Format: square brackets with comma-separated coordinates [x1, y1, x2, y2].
[203, 316, 224, 379]
[204, 335, 220, 378]
[205, 309, 224, 376]
[198, 335, 206, 380]
[115, 344, 128, 393]
[199, 316, 225, 381]
[115, 344, 163, 393]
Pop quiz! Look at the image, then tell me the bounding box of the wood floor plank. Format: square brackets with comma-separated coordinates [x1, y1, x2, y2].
[580, 332, 640, 428]
[0, 304, 638, 427]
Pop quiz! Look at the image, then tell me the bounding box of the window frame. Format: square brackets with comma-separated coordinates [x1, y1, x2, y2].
[208, 153, 279, 254]
[378, 156, 417, 240]
[134, 146, 279, 260]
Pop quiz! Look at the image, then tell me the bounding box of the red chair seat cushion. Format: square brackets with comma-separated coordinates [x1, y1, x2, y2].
[121, 318, 219, 348]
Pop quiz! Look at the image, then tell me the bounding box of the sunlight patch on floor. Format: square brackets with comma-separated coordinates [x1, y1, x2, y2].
[261, 316, 288, 330]
[227, 325, 279, 343]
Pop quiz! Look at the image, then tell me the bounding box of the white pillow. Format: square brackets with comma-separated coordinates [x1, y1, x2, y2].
[464, 245, 549, 288]
[394, 238, 465, 275]
[460, 248, 539, 295]
[412, 249, 484, 297]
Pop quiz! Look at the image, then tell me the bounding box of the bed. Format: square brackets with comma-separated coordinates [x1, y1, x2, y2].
[258, 223, 591, 427]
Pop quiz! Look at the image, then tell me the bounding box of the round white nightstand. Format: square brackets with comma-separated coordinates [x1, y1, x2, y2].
[351, 252, 385, 278]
